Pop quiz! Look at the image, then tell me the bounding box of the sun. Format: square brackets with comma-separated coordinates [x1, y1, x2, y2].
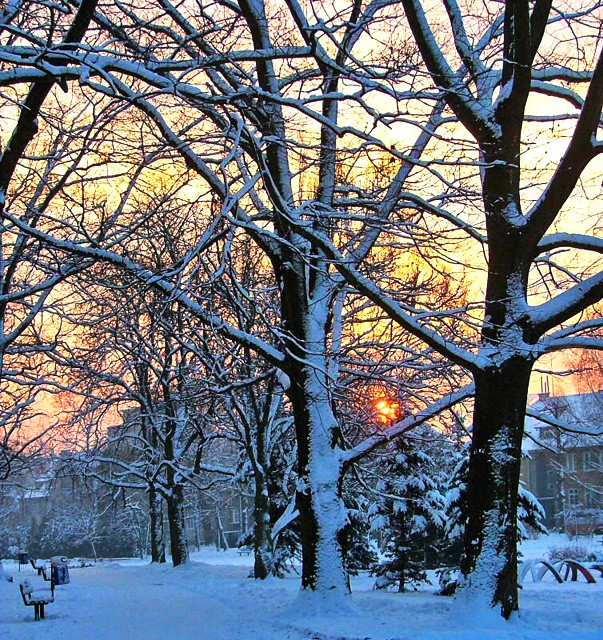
[374, 397, 401, 425]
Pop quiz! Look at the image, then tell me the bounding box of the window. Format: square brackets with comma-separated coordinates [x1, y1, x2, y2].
[583, 450, 600, 472]
[565, 452, 578, 472]
[567, 487, 580, 506]
[585, 490, 600, 508]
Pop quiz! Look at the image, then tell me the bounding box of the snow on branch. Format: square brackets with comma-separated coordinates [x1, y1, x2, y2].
[526, 46, 603, 239]
[400, 0, 499, 142]
[537, 233, 603, 256]
[288, 222, 481, 371]
[340, 383, 474, 465]
[525, 407, 603, 438]
[529, 269, 603, 336]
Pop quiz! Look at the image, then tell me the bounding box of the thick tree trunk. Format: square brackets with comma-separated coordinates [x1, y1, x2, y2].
[166, 482, 188, 567]
[149, 488, 166, 564]
[292, 390, 349, 599]
[460, 358, 533, 618]
[456, 117, 537, 617]
[283, 305, 350, 602]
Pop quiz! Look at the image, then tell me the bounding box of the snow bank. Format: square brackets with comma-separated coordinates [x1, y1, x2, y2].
[0, 538, 601, 640]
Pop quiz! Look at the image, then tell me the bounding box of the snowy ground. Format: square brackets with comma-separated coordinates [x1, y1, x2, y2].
[1, 534, 602, 640]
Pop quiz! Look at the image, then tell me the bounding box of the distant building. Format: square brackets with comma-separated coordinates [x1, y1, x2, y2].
[522, 390, 603, 535]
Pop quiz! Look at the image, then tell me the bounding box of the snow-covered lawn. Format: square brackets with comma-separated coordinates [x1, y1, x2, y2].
[1, 535, 602, 640]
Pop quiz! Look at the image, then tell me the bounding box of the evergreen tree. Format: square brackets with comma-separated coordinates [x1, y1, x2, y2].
[370, 434, 444, 592]
[343, 493, 378, 576]
[445, 449, 547, 548]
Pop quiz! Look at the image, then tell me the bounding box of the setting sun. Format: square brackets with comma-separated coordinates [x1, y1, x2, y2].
[374, 398, 401, 425]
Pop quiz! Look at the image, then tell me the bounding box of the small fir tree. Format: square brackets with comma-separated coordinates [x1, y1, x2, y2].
[370, 435, 444, 592]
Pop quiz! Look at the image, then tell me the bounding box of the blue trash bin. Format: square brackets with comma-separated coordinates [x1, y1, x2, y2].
[51, 565, 70, 585]
[50, 557, 70, 585]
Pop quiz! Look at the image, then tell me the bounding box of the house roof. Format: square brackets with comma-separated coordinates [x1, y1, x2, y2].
[523, 391, 603, 453]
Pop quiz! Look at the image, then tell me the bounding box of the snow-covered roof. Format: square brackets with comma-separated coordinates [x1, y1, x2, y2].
[523, 391, 603, 453]
[23, 488, 49, 500]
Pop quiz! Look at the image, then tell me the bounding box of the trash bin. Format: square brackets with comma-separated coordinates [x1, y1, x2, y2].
[50, 556, 70, 585]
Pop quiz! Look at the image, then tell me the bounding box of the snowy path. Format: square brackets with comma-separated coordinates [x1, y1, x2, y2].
[1, 549, 603, 640]
[2, 562, 295, 640]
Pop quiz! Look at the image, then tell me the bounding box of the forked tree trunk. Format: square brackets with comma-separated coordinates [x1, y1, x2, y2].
[238, 0, 351, 601]
[460, 358, 533, 618]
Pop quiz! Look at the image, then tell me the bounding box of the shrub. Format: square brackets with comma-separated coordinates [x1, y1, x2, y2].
[548, 545, 595, 562]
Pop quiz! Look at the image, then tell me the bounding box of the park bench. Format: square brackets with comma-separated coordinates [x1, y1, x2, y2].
[19, 578, 54, 621]
[29, 558, 47, 576]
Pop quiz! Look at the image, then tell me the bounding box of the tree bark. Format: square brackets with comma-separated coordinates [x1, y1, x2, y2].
[166, 481, 188, 567]
[280, 278, 350, 599]
[460, 358, 533, 618]
[252, 470, 273, 579]
[148, 488, 166, 564]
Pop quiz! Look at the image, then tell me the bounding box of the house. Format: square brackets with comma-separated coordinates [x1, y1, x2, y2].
[522, 389, 603, 535]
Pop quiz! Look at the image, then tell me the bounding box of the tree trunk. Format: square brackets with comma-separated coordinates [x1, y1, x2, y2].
[149, 488, 166, 563]
[292, 390, 349, 598]
[282, 299, 351, 602]
[460, 358, 533, 618]
[166, 482, 188, 567]
[252, 469, 273, 579]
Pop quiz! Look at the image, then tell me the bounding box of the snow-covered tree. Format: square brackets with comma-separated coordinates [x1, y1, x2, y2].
[304, 1, 603, 616]
[370, 427, 446, 592]
[0, 4, 473, 609]
[370, 435, 444, 593]
[10, 1, 598, 620]
[442, 444, 546, 591]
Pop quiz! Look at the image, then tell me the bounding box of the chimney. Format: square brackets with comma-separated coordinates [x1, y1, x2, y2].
[538, 377, 550, 401]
